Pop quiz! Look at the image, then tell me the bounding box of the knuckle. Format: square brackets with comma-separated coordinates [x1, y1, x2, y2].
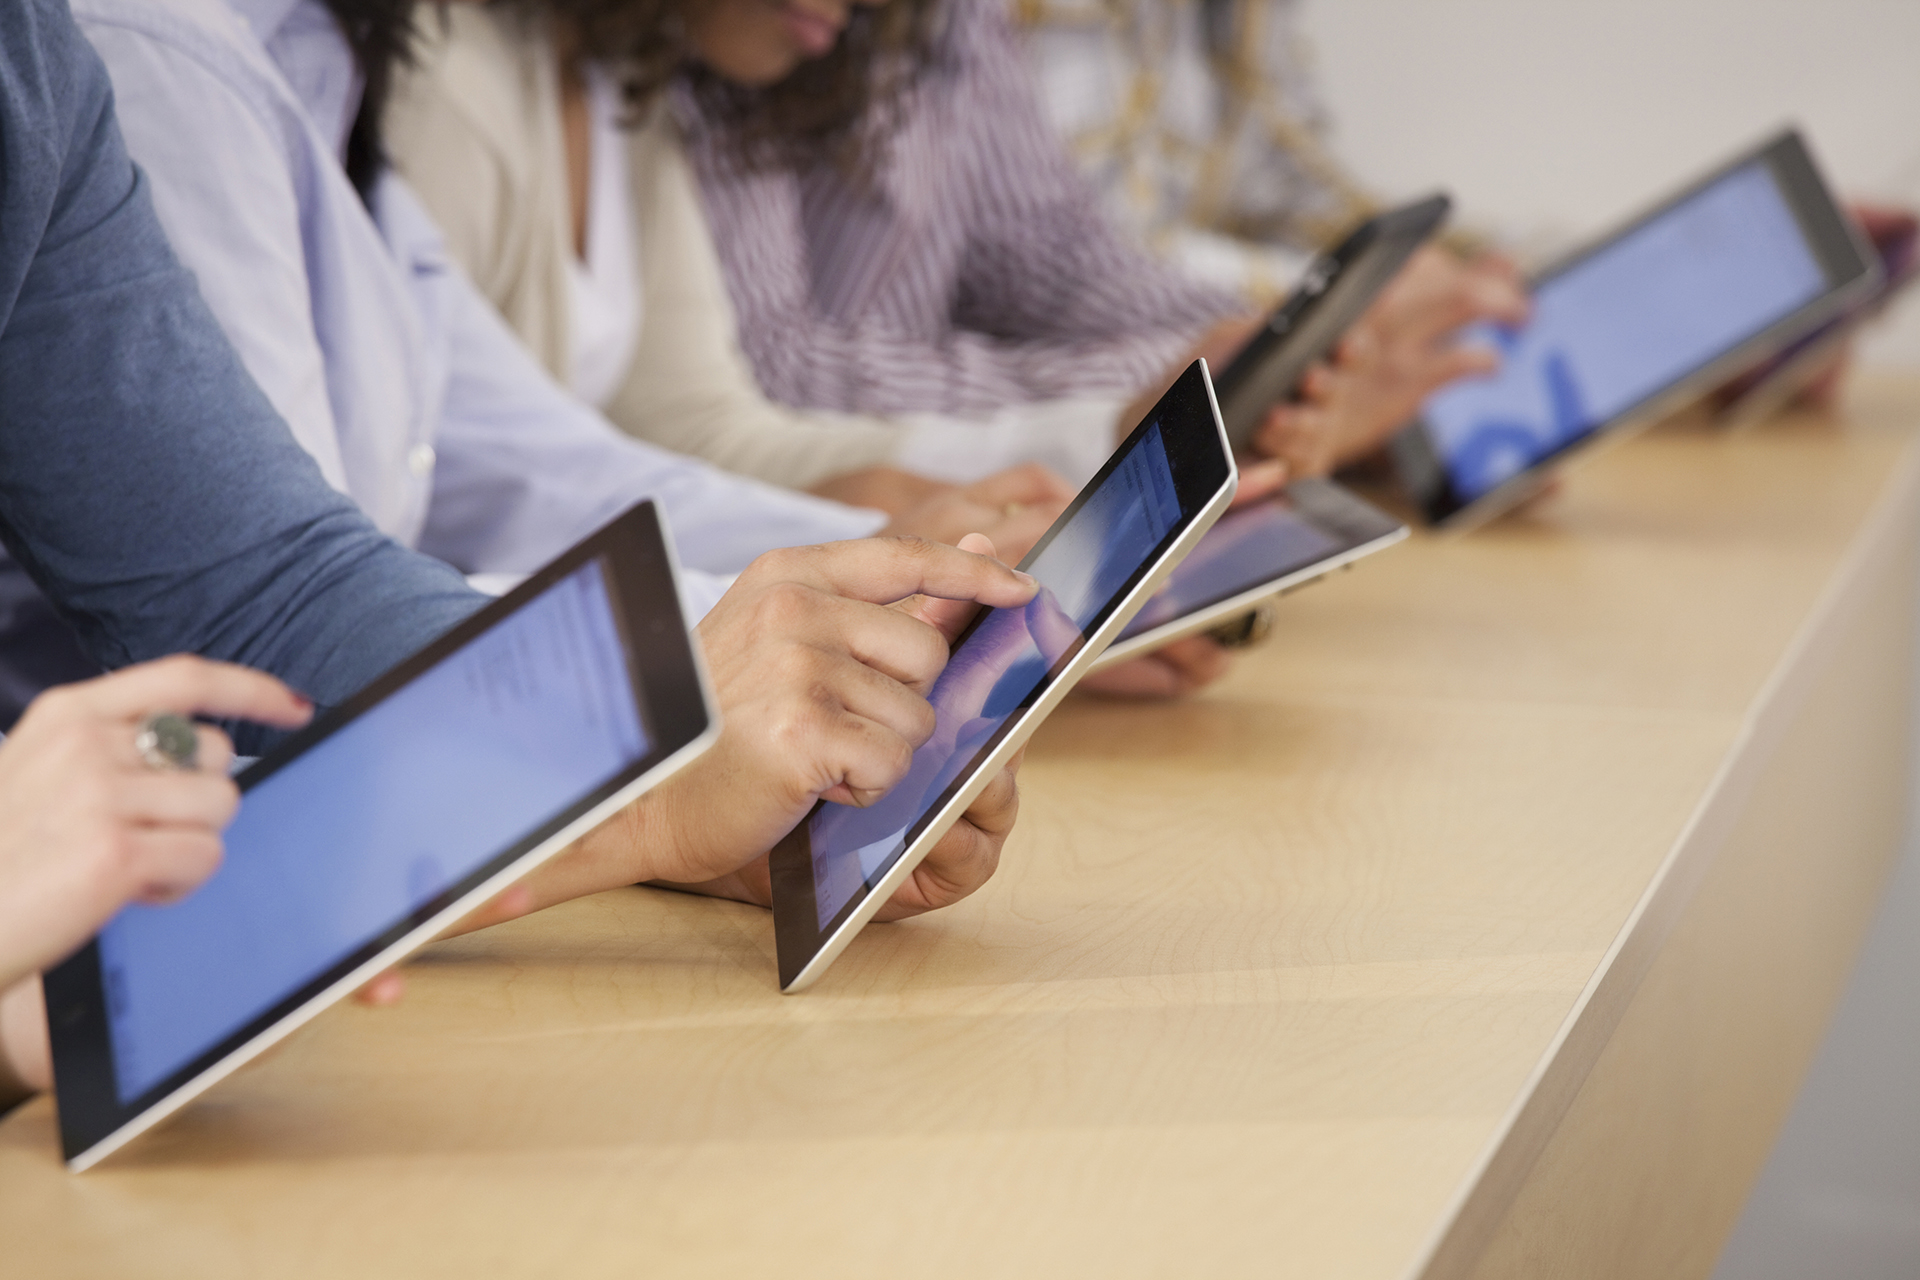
[771, 640, 831, 687]
[756, 580, 820, 628]
[761, 545, 809, 576]
[763, 694, 829, 755]
[743, 545, 812, 590]
[31, 684, 82, 724]
[878, 728, 915, 779]
[905, 646, 947, 693]
[907, 697, 938, 744]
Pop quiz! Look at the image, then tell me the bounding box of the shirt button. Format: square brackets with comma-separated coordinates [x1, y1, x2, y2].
[408, 443, 437, 479]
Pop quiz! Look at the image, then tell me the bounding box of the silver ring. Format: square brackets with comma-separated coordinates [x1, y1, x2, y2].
[135, 713, 200, 772]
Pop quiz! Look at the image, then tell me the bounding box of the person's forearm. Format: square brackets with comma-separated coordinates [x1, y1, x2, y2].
[0, 1049, 30, 1113]
[648, 860, 772, 910]
[0, 45, 485, 735]
[440, 789, 730, 939]
[0, 977, 48, 1111]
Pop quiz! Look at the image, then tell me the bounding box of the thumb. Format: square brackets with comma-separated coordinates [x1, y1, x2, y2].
[900, 533, 1003, 643]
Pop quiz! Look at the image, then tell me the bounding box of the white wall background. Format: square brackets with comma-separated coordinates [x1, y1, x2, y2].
[1299, 0, 1920, 367]
[1287, 6, 1920, 1275]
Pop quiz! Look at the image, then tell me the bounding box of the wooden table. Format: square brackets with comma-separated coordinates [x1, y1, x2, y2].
[6, 378, 1919, 1280]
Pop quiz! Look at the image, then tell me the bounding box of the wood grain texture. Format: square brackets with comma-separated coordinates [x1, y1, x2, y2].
[1459, 507, 1918, 1280]
[1417, 382, 1920, 1280]
[3, 378, 1917, 1280]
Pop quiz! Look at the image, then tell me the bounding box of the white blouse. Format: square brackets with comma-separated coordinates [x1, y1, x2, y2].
[567, 70, 643, 409]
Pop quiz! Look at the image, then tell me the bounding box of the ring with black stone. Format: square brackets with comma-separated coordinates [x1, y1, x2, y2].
[1206, 601, 1278, 650]
[134, 713, 200, 772]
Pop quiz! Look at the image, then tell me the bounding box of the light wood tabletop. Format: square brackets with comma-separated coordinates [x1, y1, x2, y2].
[5, 377, 1918, 1280]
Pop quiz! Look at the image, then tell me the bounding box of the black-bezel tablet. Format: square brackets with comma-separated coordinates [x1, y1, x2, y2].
[47, 501, 716, 1170]
[1215, 193, 1452, 451]
[1394, 128, 1881, 528]
[1710, 211, 1920, 426]
[1095, 477, 1408, 667]
[769, 362, 1236, 992]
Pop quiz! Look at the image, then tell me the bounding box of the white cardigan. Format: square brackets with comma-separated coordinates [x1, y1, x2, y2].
[385, 5, 1120, 490]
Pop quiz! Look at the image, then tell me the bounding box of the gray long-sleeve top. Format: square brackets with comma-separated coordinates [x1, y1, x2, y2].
[0, 0, 481, 729]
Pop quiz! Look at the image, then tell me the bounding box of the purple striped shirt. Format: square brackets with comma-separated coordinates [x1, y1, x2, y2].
[676, 0, 1241, 419]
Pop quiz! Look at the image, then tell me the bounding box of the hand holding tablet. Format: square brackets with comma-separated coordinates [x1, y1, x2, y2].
[1394, 128, 1881, 528]
[0, 659, 313, 997]
[1214, 195, 1455, 456]
[771, 361, 1239, 992]
[42, 503, 1065, 1168]
[1265, 247, 1531, 467]
[48, 502, 721, 1169]
[1096, 477, 1407, 669]
[596, 532, 1044, 913]
[0, 658, 315, 1108]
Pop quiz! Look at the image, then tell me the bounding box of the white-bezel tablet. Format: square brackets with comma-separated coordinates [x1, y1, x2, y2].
[1393, 128, 1882, 532]
[46, 501, 718, 1171]
[1093, 477, 1407, 669]
[769, 361, 1237, 992]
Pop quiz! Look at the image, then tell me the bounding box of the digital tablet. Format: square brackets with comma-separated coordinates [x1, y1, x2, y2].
[1393, 128, 1882, 529]
[769, 361, 1237, 992]
[1709, 208, 1920, 426]
[1093, 477, 1407, 668]
[1215, 193, 1452, 451]
[46, 502, 719, 1171]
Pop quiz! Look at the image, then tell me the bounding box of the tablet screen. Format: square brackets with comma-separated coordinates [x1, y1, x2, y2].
[1117, 497, 1342, 641]
[805, 424, 1185, 929]
[1423, 159, 1827, 501]
[94, 558, 647, 1103]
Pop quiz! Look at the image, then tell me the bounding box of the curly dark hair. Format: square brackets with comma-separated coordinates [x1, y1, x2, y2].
[319, 0, 935, 199]
[324, 0, 418, 199]
[508, 0, 943, 176]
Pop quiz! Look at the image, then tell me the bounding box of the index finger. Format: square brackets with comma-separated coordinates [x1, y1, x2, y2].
[71, 655, 314, 729]
[897, 533, 1008, 644]
[765, 537, 1039, 612]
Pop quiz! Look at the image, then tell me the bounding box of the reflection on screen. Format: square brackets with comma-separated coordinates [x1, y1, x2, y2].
[97, 561, 648, 1103]
[1119, 498, 1342, 639]
[808, 424, 1182, 929]
[1424, 161, 1826, 500]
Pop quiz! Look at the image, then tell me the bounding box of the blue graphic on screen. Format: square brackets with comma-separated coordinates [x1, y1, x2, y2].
[1424, 161, 1826, 500]
[96, 561, 648, 1103]
[808, 424, 1184, 929]
[1119, 498, 1341, 639]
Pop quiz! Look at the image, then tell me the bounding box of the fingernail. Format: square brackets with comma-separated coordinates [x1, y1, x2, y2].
[1013, 570, 1037, 588]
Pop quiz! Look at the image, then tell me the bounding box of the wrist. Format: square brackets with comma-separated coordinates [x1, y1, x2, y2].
[599, 781, 757, 898]
[595, 767, 785, 910]
[647, 855, 773, 910]
[0, 1042, 31, 1114]
[0, 976, 49, 1112]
